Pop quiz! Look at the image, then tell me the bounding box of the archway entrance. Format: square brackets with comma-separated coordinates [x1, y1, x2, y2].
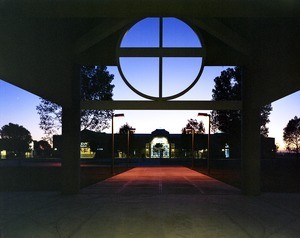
[150, 137, 170, 158]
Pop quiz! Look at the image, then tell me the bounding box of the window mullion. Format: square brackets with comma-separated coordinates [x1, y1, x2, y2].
[159, 17, 163, 99]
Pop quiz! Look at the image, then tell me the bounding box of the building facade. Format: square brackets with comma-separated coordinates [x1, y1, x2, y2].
[53, 129, 276, 160]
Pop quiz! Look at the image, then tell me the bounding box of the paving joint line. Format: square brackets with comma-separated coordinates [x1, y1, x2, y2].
[183, 176, 205, 194]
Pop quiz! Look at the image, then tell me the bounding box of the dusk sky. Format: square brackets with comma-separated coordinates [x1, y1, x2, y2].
[0, 17, 299, 151]
[0, 68, 299, 151]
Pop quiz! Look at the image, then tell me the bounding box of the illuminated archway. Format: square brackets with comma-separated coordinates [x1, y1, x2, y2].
[150, 137, 170, 158]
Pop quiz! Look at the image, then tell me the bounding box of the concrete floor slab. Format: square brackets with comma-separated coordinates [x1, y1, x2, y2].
[1, 166, 300, 237]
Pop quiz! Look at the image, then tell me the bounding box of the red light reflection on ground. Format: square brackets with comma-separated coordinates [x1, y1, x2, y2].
[83, 166, 240, 195]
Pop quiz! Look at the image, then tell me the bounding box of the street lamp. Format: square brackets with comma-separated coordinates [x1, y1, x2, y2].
[112, 113, 124, 174]
[198, 112, 211, 174]
[185, 128, 195, 169]
[127, 128, 136, 167]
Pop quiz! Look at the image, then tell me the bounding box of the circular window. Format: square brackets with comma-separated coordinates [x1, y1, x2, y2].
[117, 17, 205, 101]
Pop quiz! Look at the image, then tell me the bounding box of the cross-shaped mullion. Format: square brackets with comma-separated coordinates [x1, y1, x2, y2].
[119, 17, 204, 99]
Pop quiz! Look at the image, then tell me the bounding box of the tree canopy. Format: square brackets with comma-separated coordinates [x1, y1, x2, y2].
[119, 123, 136, 134]
[0, 123, 32, 158]
[182, 119, 205, 134]
[211, 66, 272, 137]
[36, 66, 114, 142]
[283, 116, 300, 158]
[33, 140, 52, 157]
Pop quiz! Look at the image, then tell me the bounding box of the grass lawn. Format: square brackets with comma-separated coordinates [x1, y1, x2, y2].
[195, 161, 300, 193]
[0, 166, 131, 191]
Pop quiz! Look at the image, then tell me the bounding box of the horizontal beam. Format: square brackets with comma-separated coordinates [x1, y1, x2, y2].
[81, 100, 242, 110]
[4, 0, 300, 18]
[119, 48, 205, 57]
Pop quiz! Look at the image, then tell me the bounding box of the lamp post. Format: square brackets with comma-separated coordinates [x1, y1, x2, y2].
[112, 113, 124, 174]
[127, 128, 136, 167]
[186, 128, 195, 169]
[198, 112, 211, 174]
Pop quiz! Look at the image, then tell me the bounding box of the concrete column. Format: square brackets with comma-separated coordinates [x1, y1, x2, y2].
[61, 65, 81, 194]
[241, 65, 261, 195]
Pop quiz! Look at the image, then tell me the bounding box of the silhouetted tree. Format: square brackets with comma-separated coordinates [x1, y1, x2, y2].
[34, 140, 52, 157]
[118, 123, 136, 156]
[0, 123, 32, 158]
[182, 119, 205, 134]
[211, 66, 272, 137]
[119, 123, 135, 134]
[36, 66, 114, 142]
[283, 116, 300, 159]
[260, 104, 273, 137]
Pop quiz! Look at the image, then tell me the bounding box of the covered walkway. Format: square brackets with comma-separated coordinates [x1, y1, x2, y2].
[1, 167, 300, 237]
[82, 166, 240, 195]
[1, 1, 300, 196]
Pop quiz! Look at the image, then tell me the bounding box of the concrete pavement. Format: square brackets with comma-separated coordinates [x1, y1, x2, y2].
[1, 166, 300, 237]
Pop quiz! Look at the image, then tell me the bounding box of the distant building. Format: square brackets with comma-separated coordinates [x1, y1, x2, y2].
[53, 129, 276, 160]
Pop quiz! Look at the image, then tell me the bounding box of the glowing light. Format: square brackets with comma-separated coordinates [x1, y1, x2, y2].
[0, 150, 7, 159]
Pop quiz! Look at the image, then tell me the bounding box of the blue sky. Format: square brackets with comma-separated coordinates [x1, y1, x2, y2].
[0, 17, 299, 150]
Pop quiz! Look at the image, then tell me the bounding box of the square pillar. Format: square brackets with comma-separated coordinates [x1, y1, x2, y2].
[61, 65, 81, 194]
[241, 65, 261, 195]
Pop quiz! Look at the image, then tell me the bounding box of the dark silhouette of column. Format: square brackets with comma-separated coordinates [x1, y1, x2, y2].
[241, 65, 261, 195]
[61, 65, 81, 194]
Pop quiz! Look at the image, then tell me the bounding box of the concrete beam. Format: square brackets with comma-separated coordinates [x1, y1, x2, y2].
[73, 18, 134, 55]
[2, 0, 300, 18]
[192, 18, 252, 56]
[81, 100, 242, 110]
